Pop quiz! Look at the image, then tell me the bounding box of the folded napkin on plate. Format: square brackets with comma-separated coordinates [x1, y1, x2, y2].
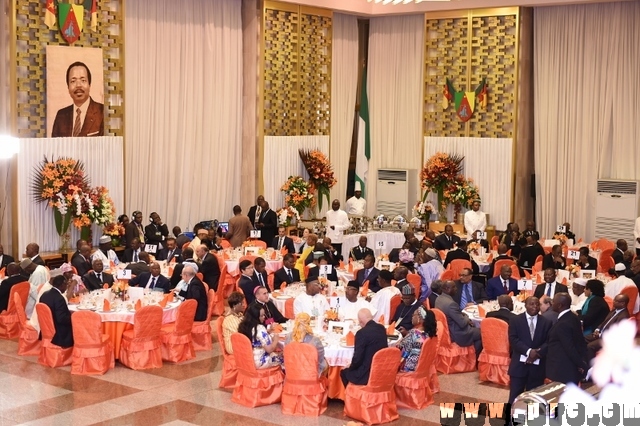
[223, 252, 230, 260]
[345, 331, 355, 346]
[360, 280, 369, 297]
[561, 277, 568, 285]
[168, 266, 174, 276]
[158, 294, 172, 308]
[272, 323, 283, 333]
[331, 291, 338, 297]
[378, 314, 385, 324]
[102, 299, 111, 312]
[478, 305, 486, 318]
[280, 247, 288, 255]
[109, 260, 116, 270]
[270, 251, 277, 260]
[135, 299, 142, 312]
[386, 321, 396, 335]
[486, 253, 493, 262]
[280, 282, 287, 290]
[339, 260, 345, 270]
[69, 297, 80, 304]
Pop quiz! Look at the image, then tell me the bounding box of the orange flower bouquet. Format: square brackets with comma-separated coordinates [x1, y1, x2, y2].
[280, 176, 315, 216]
[298, 149, 336, 212]
[420, 152, 464, 221]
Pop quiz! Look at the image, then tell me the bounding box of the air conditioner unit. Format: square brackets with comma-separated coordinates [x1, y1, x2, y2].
[595, 179, 639, 243]
[376, 169, 417, 217]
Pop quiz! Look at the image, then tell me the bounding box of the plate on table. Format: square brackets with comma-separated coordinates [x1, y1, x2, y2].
[276, 295, 292, 300]
[339, 342, 354, 348]
[76, 306, 95, 311]
[97, 309, 115, 313]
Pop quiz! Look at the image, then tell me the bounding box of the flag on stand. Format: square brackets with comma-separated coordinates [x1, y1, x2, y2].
[44, 0, 57, 29]
[355, 66, 370, 198]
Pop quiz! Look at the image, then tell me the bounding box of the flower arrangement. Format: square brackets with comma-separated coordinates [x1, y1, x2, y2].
[566, 263, 581, 277]
[377, 254, 389, 262]
[467, 242, 481, 255]
[280, 175, 315, 216]
[413, 200, 434, 222]
[298, 149, 336, 212]
[324, 309, 339, 321]
[420, 152, 465, 221]
[398, 249, 415, 263]
[111, 280, 129, 300]
[87, 186, 115, 226]
[553, 233, 568, 244]
[276, 206, 300, 227]
[103, 222, 125, 246]
[443, 177, 480, 213]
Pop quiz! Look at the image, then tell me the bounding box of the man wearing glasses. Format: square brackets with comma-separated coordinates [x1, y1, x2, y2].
[453, 268, 487, 309]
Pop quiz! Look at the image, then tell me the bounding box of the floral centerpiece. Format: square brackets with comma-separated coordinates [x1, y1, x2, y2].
[276, 205, 300, 227]
[111, 280, 129, 301]
[298, 149, 336, 212]
[280, 175, 315, 216]
[103, 222, 125, 246]
[443, 176, 481, 218]
[413, 200, 434, 223]
[324, 308, 339, 321]
[566, 263, 581, 277]
[420, 152, 464, 221]
[553, 233, 568, 245]
[467, 241, 481, 256]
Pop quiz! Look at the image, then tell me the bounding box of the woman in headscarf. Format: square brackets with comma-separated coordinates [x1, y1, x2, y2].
[396, 306, 437, 372]
[285, 312, 327, 376]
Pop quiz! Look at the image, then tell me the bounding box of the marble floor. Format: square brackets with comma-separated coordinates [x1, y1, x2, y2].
[0, 322, 512, 426]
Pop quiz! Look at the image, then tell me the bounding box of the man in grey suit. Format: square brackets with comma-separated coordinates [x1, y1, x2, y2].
[435, 280, 482, 356]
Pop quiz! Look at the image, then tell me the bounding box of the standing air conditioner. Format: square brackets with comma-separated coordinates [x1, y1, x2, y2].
[376, 169, 417, 217]
[595, 179, 639, 243]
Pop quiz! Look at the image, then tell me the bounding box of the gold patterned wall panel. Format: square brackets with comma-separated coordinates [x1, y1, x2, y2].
[14, 0, 124, 138]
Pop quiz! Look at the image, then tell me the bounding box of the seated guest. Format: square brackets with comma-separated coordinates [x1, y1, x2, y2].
[540, 295, 558, 324]
[576, 247, 598, 272]
[612, 239, 627, 266]
[252, 257, 270, 293]
[190, 227, 210, 261]
[271, 226, 295, 254]
[467, 230, 490, 252]
[222, 291, 245, 354]
[393, 266, 409, 291]
[428, 279, 443, 310]
[297, 228, 311, 254]
[389, 242, 414, 264]
[578, 279, 610, 336]
[586, 294, 630, 362]
[72, 244, 93, 277]
[629, 259, 640, 289]
[70, 239, 87, 265]
[123, 238, 142, 263]
[237, 303, 283, 369]
[499, 222, 517, 244]
[533, 268, 569, 298]
[195, 244, 221, 291]
[125, 251, 151, 276]
[349, 236, 374, 261]
[521, 221, 540, 241]
[605, 263, 636, 301]
[307, 256, 338, 283]
[453, 268, 488, 308]
[61, 263, 86, 299]
[356, 254, 380, 293]
[389, 230, 419, 262]
[130, 262, 170, 293]
[415, 248, 443, 303]
[238, 260, 257, 304]
[518, 234, 545, 271]
[170, 248, 195, 289]
[253, 287, 287, 324]
[39, 275, 73, 348]
[273, 254, 300, 290]
[0, 244, 15, 268]
[173, 225, 192, 249]
[391, 284, 421, 336]
[443, 240, 479, 274]
[396, 307, 437, 372]
[117, 215, 129, 248]
[92, 235, 120, 266]
[175, 264, 208, 321]
[322, 237, 342, 267]
[486, 295, 517, 323]
[433, 225, 461, 251]
[340, 308, 388, 386]
[285, 312, 328, 376]
[227, 205, 253, 248]
[570, 278, 587, 310]
[542, 244, 566, 270]
[295, 233, 319, 279]
[25, 243, 46, 266]
[369, 270, 401, 322]
[22, 258, 49, 318]
[560, 222, 576, 242]
[0, 263, 24, 311]
[398, 247, 416, 273]
[506, 230, 523, 259]
[435, 280, 482, 355]
[160, 237, 182, 263]
[486, 264, 519, 301]
[486, 244, 514, 278]
[340, 281, 377, 320]
[293, 277, 330, 317]
[82, 259, 115, 291]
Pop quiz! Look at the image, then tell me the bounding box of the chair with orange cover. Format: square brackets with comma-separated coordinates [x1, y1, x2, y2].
[215, 316, 237, 388]
[344, 347, 402, 424]
[478, 318, 510, 385]
[592, 239, 615, 251]
[192, 289, 216, 351]
[598, 253, 615, 275]
[281, 342, 329, 416]
[431, 308, 476, 374]
[247, 240, 267, 249]
[406, 274, 422, 299]
[14, 293, 41, 356]
[491, 236, 500, 251]
[493, 259, 519, 278]
[394, 336, 438, 409]
[35, 303, 73, 367]
[389, 295, 402, 319]
[119, 305, 163, 370]
[440, 269, 455, 281]
[230, 332, 284, 407]
[532, 261, 543, 275]
[0, 282, 30, 338]
[220, 239, 231, 249]
[71, 311, 114, 375]
[284, 298, 295, 320]
[161, 299, 197, 363]
[620, 286, 639, 316]
[212, 254, 231, 316]
[448, 259, 472, 278]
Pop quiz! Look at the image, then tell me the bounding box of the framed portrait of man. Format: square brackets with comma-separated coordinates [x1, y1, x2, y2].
[46, 45, 104, 138]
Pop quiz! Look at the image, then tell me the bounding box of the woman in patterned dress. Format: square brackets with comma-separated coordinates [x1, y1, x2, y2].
[396, 306, 437, 372]
[238, 303, 283, 369]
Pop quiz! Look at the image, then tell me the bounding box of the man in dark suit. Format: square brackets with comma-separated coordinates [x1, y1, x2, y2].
[273, 254, 300, 290]
[340, 308, 388, 387]
[542, 244, 566, 270]
[72, 245, 93, 277]
[51, 62, 104, 137]
[486, 295, 517, 324]
[546, 293, 588, 385]
[349, 236, 374, 261]
[247, 195, 265, 228]
[195, 245, 220, 291]
[486, 264, 519, 300]
[322, 237, 342, 267]
[256, 201, 278, 246]
[428, 279, 442, 310]
[518, 234, 545, 271]
[39, 275, 74, 348]
[356, 254, 380, 293]
[393, 266, 409, 292]
[123, 238, 142, 263]
[533, 268, 569, 299]
[612, 239, 627, 265]
[82, 259, 115, 291]
[173, 226, 192, 250]
[0, 244, 15, 268]
[0, 263, 25, 312]
[144, 212, 170, 252]
[433, 225, 461, 251]
[238, 260, 258, 304]
[576, 246, 598, 272]
[159, 237, 182, 264]
[487, 244, 516, 278]
[253, 286, 287, 324]
[170, 248, 195, 289]
[176, 264, 208, 321]
[125, 211, 145, 248]
[443, 241, 479, 273]
[435, 280, 482, 355]
[252, 257, 270, 294]
[585, 294, 630, 361]
[540, 295, 559, 324]
[452, 268, 488, 308]
[125, 252, 151, 276]
[271, 226, 295, 254]
[508, 296, 553, 403]
[25, 243, 46, 267]
[130, 262, 171, 293]
[70, 239, 87, 265]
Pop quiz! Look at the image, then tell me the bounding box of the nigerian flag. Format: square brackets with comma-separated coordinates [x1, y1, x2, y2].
[355, 66, 370, 198]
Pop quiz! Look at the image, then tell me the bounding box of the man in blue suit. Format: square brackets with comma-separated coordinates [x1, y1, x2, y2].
[486, 264, 519, 300]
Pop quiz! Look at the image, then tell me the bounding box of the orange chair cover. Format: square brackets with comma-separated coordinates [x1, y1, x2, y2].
[230, 333, 284, 407]
[280, 247, 288, 255]
[491, 236, 500, 252]
[493, 259, 517, 278]
[14, 293, 41, 356]
[103, 321, 133, 359]
[394, 337, 438, 409]
[448, 259, 472, 278]
[220, 239, 232, 249]
[0, 267, 4, 279]
[161, 299, 197, 363]
[440, 270, 455, 281]
[486, 253, 494, 262]
[344, 347, 402, 425]
[604, 296, 613, 310]
[239, 255, 257, 265]
[215, 316, 238, 388]
[599, 254, 615, 275]
[478, 318, 510, 385]
[223, 251, 230, 260]
[71, 311, 114, 375]
[620, 286, 638, 315]
[196, 272, 204, 282]
[35, 303, 73, 367]
[119, 305, 163, 370]
[389, 296, 401, 319]
[192, 290, 216, 351]
[406, 274, 421, 299]
[212, 255, 230, 316]
[284, 298, 295, 320]
[248, 240, 267, 249]
[360, 280, 370, 297]
[281, 342, 328, 416]
[532, 261, 543, 275]
[0, 282, 30, 338]
[431, 308, 476, 374]
[327, 366, 346, 399]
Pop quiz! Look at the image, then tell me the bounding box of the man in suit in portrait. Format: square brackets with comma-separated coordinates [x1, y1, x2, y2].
[533, 268, 569, 299]
[0, 244, 15, 268]
[486, 264, 519, 300]
[273, 254, 300, 290]
[256, 201, 278, 246]
[585, 294, 630, 361]
[435, 280, 482, 355]
[176, 264, 208, 322]
[356, 254, 380, 293]
[433, 224, 461, 251]
[247, 195, 265, 229]
[51, 61, 104, 137]
[82, 259, 114, 291]
[271, 226, 295, 254]
[508, 296, 553, 403]
[195, 245, 220, 291]
[349, 236, 374, 261]
[130, 262, 171, 293]
[39, 275, 74, 348]
[486, 295, 517, 324]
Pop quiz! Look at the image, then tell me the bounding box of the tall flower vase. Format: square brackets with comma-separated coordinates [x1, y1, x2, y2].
[59, 232, 71, 253]
[80, 226, 93, 244]
[53, 207, 73, 252]
[437, 188, 448, 222]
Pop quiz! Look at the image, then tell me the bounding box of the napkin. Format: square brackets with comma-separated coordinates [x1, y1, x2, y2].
[270, 251, 277, 260]
[478, 305, 486, 318]
[135, 299, 142, 312]
[536, 274, 543, 284]
[169, 256, 176, 264]
[69, 297, 80, 304]
[339, 260, 345, 270]
[223, 252, 230, 260]
[486, 253, 493, 262]
[280, 247, 288, 255]
[272, 323, 283, 333]
[159, 293, 172, 308]
[331, 291, 338, 297]
[109, 260, 116, 270]
[508, 291, 514, 297]
[168, 266, 174, 276]
[347, 262, 353, 274]
[280, 282, 287, 290]
[524, 270, 532, 279]
[378, 314, 385, 324]
[360, 280, 369, 297]
[577, 238, 583, 243]
[562, 277, 568, 285]
[103, 283, 109, 289]
[345, 331, 355, 346]
[386, 321, 396, 335]
[102, 299, 111, 312]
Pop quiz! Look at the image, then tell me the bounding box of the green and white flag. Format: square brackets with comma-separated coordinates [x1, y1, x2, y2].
[355, 66, 370, 197]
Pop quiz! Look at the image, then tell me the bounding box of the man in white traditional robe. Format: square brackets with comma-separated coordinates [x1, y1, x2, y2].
[21, 258, 50, 317]
[369, 269, 400, 323]
[570, 278, 587, 311]
[92, 235, 120, 269]
[293, 277, 330, 317]
[464, 200, 487, 237]
[605, 263, 639, 313]
[325, 199, 351, 256]
[340, 280, 377, 321]
[345, 182, 366, 216]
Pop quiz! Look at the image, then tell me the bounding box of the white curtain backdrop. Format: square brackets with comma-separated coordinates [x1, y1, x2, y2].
[125, 0, 242, 230]
[424, 137, 513, 229]
[534, 2, 640, 242]
[263, 136, 330, 216]
[367, 15, 424, 217]
[329, 13, 359, 204]
[16, 137, 124, 253]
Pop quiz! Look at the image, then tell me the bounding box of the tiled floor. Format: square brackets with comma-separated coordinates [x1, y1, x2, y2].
[0, 324, 512, 425]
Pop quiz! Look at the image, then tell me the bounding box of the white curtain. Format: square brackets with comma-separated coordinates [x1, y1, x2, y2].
[16, 137, 124, 253]
[329, 13, 359, 204]
[534, 2, 640, 242]
[125, 0, 242, 231]
[263, 136, 330, 215]
[367, 15, 424, 216]
[424, 137, 513, 229]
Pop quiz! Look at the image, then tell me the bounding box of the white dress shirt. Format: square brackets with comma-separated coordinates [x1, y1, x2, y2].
[604, 275, 639, 313]
[325, 209, 351, 244]
[26, 265, 50, 318]
[570, 292, 587, 310]
[293, 292, 330, 317]
[369, 286, 401, 322]
[345, 196, 366, 216]
[340, 298, 377, 321]
[91, 249, 119, 266]
[464, 209, 487, 236]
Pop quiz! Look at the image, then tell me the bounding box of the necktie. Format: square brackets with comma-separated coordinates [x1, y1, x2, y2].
[364, 269, 370, 281]
[529, 317, 535, 340]
[72, 107, 82, 136]
[546, 284, 552, 296]
[287, 269, 293, 282]
[258, 273, 264, 287]
[96, 273, 102, 283]
[460, 284, 471, 309]
[601, 311, 620, 333]
[150, 277, 156, 289]
[278, 238, 283, 250]
[503, 280, 509, 292]
[167, 250, 173, 262]
[134, 251, 138, 262]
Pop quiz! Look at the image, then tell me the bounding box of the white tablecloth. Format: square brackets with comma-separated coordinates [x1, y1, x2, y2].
[69, 300, 181, 325]
[324, 330, 403, 367]
[339, 231, 422, 261]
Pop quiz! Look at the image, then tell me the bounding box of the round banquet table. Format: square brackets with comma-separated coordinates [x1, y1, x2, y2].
[224, 259, 283, 277]
[339, 231, 424, 262]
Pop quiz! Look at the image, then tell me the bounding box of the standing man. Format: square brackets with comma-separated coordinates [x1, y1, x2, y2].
[325, 199, 351, 257]
[144, 212, 169, 252]
[340, 308, 387, 387]
[271, 226, 295, 254]
[345, 182, 366, 216]
[125, 211, 145, 247]
[247, 195, 265, 229]
[256, 201, 278, 246]
[464, 199, 487, 237]
[227, 205, 253, 248]
[196, 245, 220, 292]
[51, 61, 104, 137]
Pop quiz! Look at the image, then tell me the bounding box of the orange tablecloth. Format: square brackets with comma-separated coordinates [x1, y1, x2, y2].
[327, 366, 346, 400]
[102, 321, 133, 360]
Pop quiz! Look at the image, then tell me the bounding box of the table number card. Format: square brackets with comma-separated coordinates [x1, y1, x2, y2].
[144, 244, 157, 254]
[567, 250, 580, 260]
[477, 231, 487, 240]
[557, 225, 566, 233]
[376, 241, 386, 250]
[116, 269, 132, 280]
[244, 247, 259, 256]
[250, 230, 261, 239]
[517, 279, 533, 291]
[319, 264, 333, 275]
